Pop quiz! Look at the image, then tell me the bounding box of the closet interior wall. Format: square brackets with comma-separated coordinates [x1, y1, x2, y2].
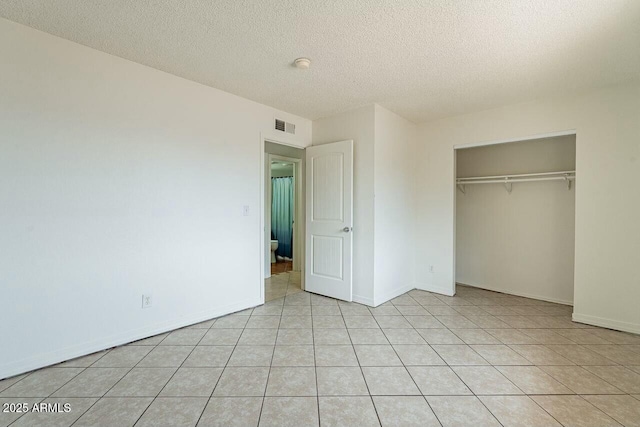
[455, 135, 577, 305]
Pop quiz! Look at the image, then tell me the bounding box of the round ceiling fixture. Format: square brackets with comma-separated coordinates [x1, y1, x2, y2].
[294, 58, 311, 69]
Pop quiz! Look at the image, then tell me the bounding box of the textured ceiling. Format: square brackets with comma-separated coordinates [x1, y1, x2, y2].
[1, 0, 639, 122]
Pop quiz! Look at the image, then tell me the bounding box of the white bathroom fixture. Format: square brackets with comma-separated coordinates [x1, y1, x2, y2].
[270, 240, 279, 264]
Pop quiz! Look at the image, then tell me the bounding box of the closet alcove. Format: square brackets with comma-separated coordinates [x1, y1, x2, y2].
[455, 134, 577, 306]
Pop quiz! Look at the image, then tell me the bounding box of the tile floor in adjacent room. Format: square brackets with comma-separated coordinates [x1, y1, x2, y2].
[2, 285, 640, 426]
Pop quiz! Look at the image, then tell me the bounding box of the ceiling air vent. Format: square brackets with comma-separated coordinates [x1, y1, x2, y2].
[275, 118, 296, 135]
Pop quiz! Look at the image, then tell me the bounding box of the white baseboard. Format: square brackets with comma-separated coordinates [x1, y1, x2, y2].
[374, 283, 415, 307]
[353, 294, 375, 307]
[457, 281, 573, 306]
[414, 282, 455, 297]
[0, 298, 261, 380]
[572, 312, 640, 335]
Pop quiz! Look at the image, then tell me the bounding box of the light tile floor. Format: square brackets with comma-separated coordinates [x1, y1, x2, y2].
[265, 270, 302, 302]
[2, 285, 640, 426]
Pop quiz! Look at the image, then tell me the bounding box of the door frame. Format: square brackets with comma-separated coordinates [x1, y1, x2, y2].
[260, 136, 306, 303]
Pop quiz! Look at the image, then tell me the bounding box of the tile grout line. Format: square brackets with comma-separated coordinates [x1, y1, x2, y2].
[5, 348, 115, 426]
[6, 397, 47, 427]
[391, 294, 451, 427]
[425, 290, 636, 424]
[437, 294, 575, 425]
[310, 295, 320, 427]
[397, 293, 503, 427]
[339, 301, 383, 426]
[68, 335, 170, 426]
[400, 293, 524, 427]
[424, 294, 556, 426]
[255, 308, 281, 427]
[131, 319, 220, 426]
[54, 347, 125, 425]
[193, 315, 253, 426]
[13, 364, 89, 425]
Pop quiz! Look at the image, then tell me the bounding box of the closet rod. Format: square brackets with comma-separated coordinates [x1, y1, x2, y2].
[456, 170, 575, 194]
[457, 170, 575, 182]
[458, 176, 575, 185]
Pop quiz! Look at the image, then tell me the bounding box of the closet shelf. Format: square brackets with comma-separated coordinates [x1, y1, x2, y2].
[456, 170, 575, 194]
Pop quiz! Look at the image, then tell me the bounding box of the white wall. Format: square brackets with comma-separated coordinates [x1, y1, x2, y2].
[312, 105, 419, 306]
[415, 84, 640, 333]
[456, 135, 577, 177]
[456, 136, 576, 305]
[373, 105, 418, 305]
[0, 18, 311, 379]
[312, 106, 376, 304]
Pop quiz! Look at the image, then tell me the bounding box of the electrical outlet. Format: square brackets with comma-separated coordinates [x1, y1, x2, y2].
[429, 265, 434, 273]
[142, 294, 153, 309]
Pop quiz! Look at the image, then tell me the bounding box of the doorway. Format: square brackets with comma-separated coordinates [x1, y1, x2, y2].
[453, 131, 577, 306]
[260, 138, 354, 304]
[269, 158, 296, 273]
[266, 155, 302, 301]
[262, 140, 305, 302]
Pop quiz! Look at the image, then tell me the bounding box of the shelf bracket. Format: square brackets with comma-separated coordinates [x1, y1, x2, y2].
[565, 174, 572, 190]
[503, 178, 512, 194]
[457, 183, 465, 194]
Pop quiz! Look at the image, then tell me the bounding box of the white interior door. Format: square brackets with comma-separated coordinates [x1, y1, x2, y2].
[305, 140, 353, 301]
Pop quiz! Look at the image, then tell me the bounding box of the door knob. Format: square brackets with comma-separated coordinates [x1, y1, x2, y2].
[343, 227, 352, 233]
